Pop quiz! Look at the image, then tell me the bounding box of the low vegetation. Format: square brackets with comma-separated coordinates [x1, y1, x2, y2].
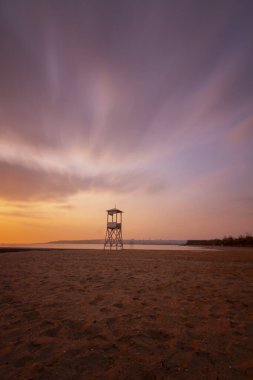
[186, 234, 253, 247]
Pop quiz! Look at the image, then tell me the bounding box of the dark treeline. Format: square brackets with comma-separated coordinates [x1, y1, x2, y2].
[186, 234, 253, 247]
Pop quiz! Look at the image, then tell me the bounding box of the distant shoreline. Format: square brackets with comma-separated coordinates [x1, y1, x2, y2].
[1, 236, 252, 250]
[47, 239, 187, 245]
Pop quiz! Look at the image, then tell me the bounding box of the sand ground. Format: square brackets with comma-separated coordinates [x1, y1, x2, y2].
[0, 248, 252, 379]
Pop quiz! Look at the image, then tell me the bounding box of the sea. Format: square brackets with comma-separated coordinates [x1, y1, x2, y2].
[0, 243, 218, 251]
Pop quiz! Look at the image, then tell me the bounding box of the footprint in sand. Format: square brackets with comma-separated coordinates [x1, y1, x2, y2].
[39, 320, 54, 329]
[89, 295, 104, 305]
[106, 317, 117, 330]
[70, 352, 113, 373]
[100, 307, 109, 313]
[146, 329, 170, 341]
[40, 327, 60, 337]
[146, 314, 157, 320]
[113, 303, 123, 308]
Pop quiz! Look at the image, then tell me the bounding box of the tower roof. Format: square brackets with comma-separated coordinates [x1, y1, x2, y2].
[107, 207, 123, 215]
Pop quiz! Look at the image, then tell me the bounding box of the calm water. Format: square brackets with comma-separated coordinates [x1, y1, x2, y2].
[0, 243, 219, 251]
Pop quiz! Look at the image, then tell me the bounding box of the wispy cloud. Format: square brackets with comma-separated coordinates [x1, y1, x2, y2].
[0, 158, 168, 202]
[227, 115, 253, 146]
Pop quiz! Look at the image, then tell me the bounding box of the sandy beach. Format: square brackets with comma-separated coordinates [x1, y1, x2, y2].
[0, 248, 252, 379]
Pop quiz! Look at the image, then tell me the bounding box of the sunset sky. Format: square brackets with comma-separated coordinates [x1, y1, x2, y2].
[0, 0, 253, 243]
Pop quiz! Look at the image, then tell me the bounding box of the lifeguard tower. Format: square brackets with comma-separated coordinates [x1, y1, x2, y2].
[104, 208, 123, 250]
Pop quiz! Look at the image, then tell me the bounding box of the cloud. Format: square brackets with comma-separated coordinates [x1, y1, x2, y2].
[0, 158, 168, 202]
[0, 160, 85, 201]
[0, 0, 252, 212]
[1, 0, 253, 159]
[0, 210, 48, 219]
[227, 115, 253, 146]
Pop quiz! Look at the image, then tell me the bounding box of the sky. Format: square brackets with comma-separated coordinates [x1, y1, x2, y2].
[0, 0, 253, 243]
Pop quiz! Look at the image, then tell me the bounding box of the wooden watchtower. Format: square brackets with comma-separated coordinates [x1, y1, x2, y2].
[104, 208, 123, 250]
